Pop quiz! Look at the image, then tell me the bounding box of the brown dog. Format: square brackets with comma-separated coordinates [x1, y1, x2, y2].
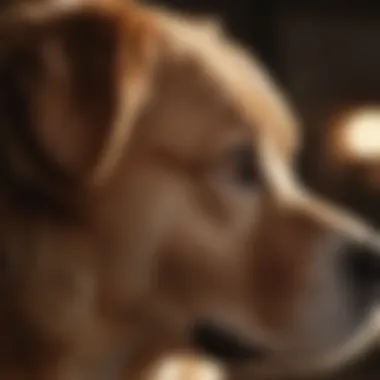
[1, 0, 380, 379]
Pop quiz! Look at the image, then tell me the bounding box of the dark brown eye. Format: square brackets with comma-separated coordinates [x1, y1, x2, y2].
[231, 144, 258, 185]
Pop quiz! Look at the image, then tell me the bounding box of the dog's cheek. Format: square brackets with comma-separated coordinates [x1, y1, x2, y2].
[246, 212, 319, 338]
[153, 191, 257, 316]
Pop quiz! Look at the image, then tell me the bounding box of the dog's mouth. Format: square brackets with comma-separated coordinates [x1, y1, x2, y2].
[191, 321, 268, 364]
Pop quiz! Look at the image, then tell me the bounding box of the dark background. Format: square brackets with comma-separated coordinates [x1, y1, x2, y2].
[149, 1, 380, 378]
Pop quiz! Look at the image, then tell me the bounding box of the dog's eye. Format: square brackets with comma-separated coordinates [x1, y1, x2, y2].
[231, 144, 258, 185]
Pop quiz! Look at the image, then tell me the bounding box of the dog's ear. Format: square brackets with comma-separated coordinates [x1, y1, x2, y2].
[0, 1, 156, 185]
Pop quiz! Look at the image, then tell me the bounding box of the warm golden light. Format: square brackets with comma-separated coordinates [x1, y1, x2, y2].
[343, 108, 380, 159]
[149, 356, 225, 380]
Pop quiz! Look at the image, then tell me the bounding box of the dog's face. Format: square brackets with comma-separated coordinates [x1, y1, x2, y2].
[1, 1, 380, 377]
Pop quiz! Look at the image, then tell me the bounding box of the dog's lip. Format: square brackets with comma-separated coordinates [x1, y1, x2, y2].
[191, 321, 268, 364]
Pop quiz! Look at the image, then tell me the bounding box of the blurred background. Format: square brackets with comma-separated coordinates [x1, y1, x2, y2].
[148, 0, 380, 378]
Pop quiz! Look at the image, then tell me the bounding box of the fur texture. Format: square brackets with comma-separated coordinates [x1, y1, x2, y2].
[0, 1, 379, 379]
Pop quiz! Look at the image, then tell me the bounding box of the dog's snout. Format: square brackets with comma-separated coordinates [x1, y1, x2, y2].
[343, 240, 380, 295]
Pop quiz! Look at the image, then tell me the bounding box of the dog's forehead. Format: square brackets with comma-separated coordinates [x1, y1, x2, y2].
[154, 11, 300, 159]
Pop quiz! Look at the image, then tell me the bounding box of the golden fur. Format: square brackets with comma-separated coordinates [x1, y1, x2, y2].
[0, 1, 379, 379]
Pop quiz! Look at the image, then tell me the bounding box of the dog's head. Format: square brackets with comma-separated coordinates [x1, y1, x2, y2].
[1, 0, 380, 377]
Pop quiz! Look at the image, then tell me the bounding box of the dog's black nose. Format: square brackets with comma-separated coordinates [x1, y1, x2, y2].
[343, 241, 380, 299]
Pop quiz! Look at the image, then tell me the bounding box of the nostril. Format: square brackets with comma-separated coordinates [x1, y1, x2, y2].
[344, 243, 380, 291]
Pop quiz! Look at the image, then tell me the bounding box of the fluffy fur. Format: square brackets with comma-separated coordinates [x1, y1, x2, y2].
[0, 1, 379, 379]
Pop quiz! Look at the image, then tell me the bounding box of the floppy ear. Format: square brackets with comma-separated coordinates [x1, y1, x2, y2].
[0, 1, 156, 185]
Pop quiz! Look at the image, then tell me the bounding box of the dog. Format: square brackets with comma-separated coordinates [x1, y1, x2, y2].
[1, 0, 380, 379]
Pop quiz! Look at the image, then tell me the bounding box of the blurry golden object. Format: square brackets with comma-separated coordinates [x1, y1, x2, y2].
[326, 106, 380, 188]
[337, 107, 380, 161]
[148, 356, 225, 380]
